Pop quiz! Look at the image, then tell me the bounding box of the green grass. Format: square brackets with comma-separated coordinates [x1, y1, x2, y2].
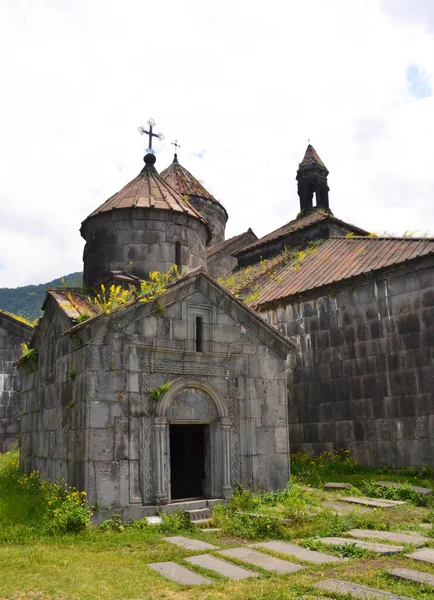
[1, 449, 434, 599]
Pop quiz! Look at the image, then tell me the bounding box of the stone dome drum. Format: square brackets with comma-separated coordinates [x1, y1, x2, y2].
[80, 153, 211, 288]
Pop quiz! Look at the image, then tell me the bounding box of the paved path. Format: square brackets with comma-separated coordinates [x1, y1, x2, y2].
[347, 528, 429, 547]
[376, 481, 432, 495]
[163, 536, 219, 550]
[338, 496, 407, 508]
[404, 547, 434, 565]
[148, 561, 212, 585]
[316, 578, 415, 599]
[186, 554, 259, 579]
[324, 482, 352, 490]
[252, 541, 343, 563]
[389, 567, 434, 587]
[318, 537, 404, 555]
[219, 547, 304, 573]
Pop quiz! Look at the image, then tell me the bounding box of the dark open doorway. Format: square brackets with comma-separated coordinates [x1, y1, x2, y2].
[170, 424, 209, 500]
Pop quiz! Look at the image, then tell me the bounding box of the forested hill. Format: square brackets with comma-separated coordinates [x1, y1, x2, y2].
[0, 272, 82, 321]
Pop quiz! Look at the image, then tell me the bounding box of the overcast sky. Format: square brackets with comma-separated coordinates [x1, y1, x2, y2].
[0, 0, 433, 287]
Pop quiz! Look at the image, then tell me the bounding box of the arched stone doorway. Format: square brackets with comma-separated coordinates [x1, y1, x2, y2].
[153, 379, 232, 504]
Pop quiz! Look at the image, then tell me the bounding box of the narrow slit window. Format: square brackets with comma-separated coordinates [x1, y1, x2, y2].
[195, 316, 203, 352]
[175, 241, 181, 269]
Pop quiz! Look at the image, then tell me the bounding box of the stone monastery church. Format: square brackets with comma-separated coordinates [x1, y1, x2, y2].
[1, 123, 433, 518]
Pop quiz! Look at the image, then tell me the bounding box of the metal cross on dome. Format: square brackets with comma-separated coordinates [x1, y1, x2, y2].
[138, 119, 164, 154]
[172, 139, 181, 152]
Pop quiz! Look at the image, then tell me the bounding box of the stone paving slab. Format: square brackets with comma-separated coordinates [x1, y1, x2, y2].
[323, 501, 371, 515]
[219, 547, 304, 573]
[318, 537, 404, 555]
[252, 541, 343, 563]
[186, 554, 259, 579]
[419, 523, 433, 529]
[404, 547, 434, 564]
[376, 481, 432, 495]
[389, 567, 434, 587]
[348, 529, 429, 547]
[163, 536, 219, 551]
[338, 496, 407, 508]
[147, 561, 212, 585]
[324, 482, 353, 490]
[316, 578, 415, 599]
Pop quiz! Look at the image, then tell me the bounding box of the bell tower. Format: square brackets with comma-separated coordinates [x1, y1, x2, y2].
[296, 144, 331, 214]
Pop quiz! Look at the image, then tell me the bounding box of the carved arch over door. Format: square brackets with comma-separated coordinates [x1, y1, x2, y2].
[153, 378, 232, 504]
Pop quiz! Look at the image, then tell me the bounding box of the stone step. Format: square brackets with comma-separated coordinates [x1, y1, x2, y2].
[186, 554, 259, 580]
[318, 537, 404, 555]
[404, 548, 434, 565]
[252, 541, 343, 563]
[193, 518, 213, 526]
[316, 578, 415, 599]
[389, 567, 434, 587]
[163, 536, 219, 551]
[187, 507, 211, 522]
[159, 499, 208, 513]
[347, 529, 429, 547]
[147, 561, 212, 585]
[338, 496, 407, 508]
[376, 481, 433, 496]
[324, 482, 353, 490]
[219, 547, 304, 574]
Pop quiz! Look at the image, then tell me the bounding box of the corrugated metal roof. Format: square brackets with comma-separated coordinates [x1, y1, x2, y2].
[160, 155, 226, 213]
[82, 154, 210, 234]
[207, 229, 256, 259]
[234, 210, 369, 256]
[253, 237, 434, 309]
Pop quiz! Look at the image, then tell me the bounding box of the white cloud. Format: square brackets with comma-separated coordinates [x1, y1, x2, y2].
[0, 0, 434, 287]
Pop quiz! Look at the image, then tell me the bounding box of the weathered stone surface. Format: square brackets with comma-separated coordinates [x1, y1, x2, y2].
[324, 482, 352, 490]
[404, 548, 434, 564]
[338, 496, 407, 508]
[219, 547, 304, 573]
[146, 516, 163, 525]
[376, 481, 432, 495]
[318, 537, 404, 555]
[252, 541, 343, 563]
[163, 536, 219, 551]
[316, 578, 414, 599]
[348, 529, 429, 547]
[147, 561, 212, 585]
[389, 568, 434, 587]
[419, 523, 433, 529]
[322, 501, 371, 515]
[186, 555, 259, 579]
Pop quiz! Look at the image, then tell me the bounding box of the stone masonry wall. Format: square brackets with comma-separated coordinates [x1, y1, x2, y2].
[262, 261, 434, 468]
[82, 208, 209, 288]
[21, 276, 290, 516]
[188, 195, 228, 245]
[0, 314, 32, 452]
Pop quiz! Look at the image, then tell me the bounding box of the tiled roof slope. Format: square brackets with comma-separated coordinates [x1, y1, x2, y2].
[253, 237, 434, 309]
[82, 154, 209, 228]
[46, 289, 99, 321]
[207, 229, 257, 259]
[160, 155, 226, 211]
[234, 209, 369, 256]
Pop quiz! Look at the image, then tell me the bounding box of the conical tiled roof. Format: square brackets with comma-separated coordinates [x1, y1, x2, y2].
[82, 154, 210, 230]
[160, 154, 226, 211]
[299, 144, 328, 172]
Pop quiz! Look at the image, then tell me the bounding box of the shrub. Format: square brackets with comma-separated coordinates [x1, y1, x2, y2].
[0, 450, 91, 539]
[362, 481, 430, 507]
[160, 510, 192, 533]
